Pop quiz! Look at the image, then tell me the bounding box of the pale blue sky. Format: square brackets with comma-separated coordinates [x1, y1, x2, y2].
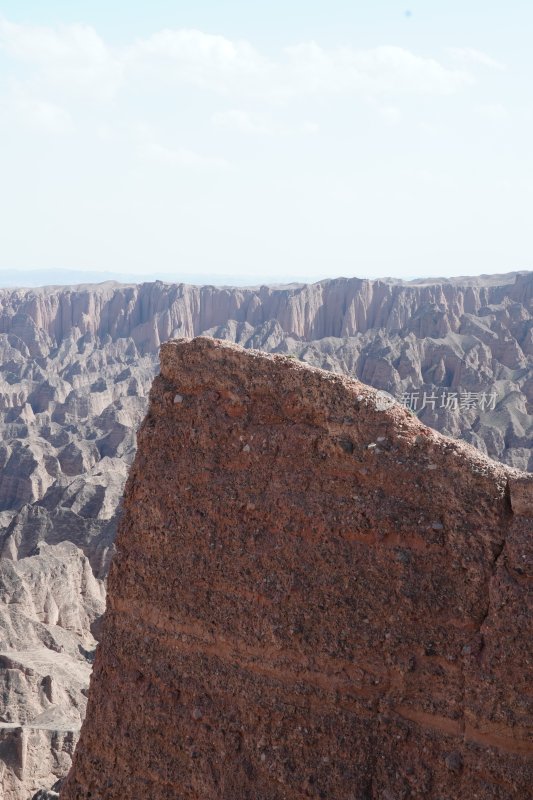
[0, 2, 531, 283]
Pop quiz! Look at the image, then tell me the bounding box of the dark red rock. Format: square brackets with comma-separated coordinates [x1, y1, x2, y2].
[61, 337, 533, 800]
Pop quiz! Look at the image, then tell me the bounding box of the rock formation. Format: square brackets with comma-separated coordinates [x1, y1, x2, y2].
[1, 272, 531, 472]
[62, 338, 533, 799]
[0, 272, 531, 797]
[0, 540, 105, 799]
[0, 330, 151, 798]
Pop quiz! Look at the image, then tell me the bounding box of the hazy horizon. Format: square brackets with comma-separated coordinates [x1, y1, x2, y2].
[1, 1, 532, 282]
[0, 266, 530, 290]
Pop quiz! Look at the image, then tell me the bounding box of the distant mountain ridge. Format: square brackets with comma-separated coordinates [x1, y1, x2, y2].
[0, 268, 257, 288]
[0, 267, 530, 289]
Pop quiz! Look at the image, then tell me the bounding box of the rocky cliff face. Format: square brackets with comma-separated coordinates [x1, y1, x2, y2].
[0, 273, 531, 797]
[0, 540, 106, 799]
[1, 272, 531, 345]
[62, 338, 533, 800]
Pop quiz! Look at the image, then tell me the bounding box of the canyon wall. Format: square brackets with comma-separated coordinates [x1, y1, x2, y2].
[62, 338, 533, 800]
[1, 273, 531, 475]
[1, 272, 532, 351]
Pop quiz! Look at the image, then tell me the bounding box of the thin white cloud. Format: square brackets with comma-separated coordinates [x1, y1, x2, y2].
[283, 43, 472, 96]
[0, 17, 476, 103]
[139, 141, 230, 170]
[127, 28, 267, 90]
[129, 34, 471, 98]
[0, 17, 124, 99]
[18, 96, 74, 133]
[446, 47, 505, 71]
[0, 17, 104, 62]
[0, 16, 492, 153]
[0, 86, 74, 134]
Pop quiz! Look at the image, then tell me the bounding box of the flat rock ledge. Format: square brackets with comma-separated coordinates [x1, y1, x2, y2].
[62, 337, 533, 800]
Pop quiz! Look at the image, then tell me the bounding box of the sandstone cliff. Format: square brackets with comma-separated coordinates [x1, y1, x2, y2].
[62, 338, 533, 799]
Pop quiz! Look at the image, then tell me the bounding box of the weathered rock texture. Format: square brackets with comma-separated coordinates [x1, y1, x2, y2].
[0, 541, 105, 799]
[1, 272, 531, 796]
[1, 272, 532, 475]
[0, 317, 149, 798]
[62, 338, 533, 800]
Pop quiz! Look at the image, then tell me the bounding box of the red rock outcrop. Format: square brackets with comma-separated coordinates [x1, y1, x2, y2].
[62, 337, 532, 799]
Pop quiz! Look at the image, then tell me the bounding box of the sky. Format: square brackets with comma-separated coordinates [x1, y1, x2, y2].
[0, 1, 532, 284]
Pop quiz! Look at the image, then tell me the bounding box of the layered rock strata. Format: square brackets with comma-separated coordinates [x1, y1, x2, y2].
[62, 338, 533, 800]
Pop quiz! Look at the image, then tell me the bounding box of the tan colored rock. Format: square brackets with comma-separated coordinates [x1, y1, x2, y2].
[0, 542, 105, 799]
[0, 727, 74, 800]
[62, 338, 533, 800]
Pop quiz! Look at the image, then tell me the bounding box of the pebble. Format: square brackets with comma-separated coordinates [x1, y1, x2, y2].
[445, 751, 463, 773]
[174, 394, 183, 404]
